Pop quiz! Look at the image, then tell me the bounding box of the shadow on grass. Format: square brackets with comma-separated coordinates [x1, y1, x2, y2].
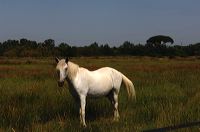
[143, 121, 200, 132]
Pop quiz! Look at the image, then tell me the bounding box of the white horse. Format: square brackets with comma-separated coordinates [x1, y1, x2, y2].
[55, 58, 136, 127]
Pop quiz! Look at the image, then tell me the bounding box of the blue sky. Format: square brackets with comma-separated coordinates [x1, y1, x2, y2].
[0, 0, 200, 46]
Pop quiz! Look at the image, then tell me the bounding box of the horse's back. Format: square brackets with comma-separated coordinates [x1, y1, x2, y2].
[91, 67, 118, 74]
[86, 67, 122, 96]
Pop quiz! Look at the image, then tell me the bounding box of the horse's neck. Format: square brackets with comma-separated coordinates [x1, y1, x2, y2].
[66, 61, 79, 81]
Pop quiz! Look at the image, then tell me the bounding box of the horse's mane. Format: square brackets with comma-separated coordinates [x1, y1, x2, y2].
[67, 61, 79, 81]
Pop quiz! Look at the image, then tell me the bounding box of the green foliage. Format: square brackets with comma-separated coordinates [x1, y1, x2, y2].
[0, 38, 200, 57]
[58, 43, 71, 57]
[146, 35, 174, 46]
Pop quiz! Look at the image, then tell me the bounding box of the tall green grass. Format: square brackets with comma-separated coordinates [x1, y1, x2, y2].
[0, 57, 199, 131]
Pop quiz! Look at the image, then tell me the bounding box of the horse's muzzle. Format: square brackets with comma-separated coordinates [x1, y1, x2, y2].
[58, 81, 64, 87]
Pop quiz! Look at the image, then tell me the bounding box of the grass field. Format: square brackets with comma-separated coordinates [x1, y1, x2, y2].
[0, 57, 200, 131]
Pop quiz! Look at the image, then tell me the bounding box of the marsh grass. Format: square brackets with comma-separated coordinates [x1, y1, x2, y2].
[0, 57, 199, 131]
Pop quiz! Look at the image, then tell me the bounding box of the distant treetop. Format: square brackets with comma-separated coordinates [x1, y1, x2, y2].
[147, 35, 174, 46]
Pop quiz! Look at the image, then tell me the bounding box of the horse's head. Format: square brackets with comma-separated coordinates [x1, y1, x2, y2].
[55, 57, 69, 87]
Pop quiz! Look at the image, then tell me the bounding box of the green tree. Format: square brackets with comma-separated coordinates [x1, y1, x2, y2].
[20, 38, 38, 49]
[119, 41, 134, 55]
[39, 39, 56, 56]
[58, 43, 71, 57]
[43, 39, 55, 48]
[0, 42, 3, 55]
[88, 42, 100, 56]
[146, 35, 174, 47]
[101, 44, 113, 56]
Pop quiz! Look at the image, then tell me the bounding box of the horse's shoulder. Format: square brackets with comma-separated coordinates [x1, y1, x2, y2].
[79, 67, 86, 70]
[77, 67, 90, 75]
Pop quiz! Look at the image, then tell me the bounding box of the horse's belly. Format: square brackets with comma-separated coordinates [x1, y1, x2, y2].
[87, 80, 112, 97]
[87, 90, 110, 97]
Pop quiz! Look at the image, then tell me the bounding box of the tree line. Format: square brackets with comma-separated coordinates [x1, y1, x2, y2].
[0, 36, 200, 57]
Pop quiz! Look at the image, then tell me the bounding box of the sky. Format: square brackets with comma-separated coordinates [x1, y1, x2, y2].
[0, 0, 200, 46]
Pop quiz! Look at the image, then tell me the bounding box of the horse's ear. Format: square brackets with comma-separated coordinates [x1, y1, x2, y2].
[55, 57, 59, 63]
[65, 57, 69, 63]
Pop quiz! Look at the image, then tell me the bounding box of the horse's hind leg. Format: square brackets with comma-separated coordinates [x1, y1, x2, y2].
[107, 90, 114, 105]
[107, 90, 120, 121]
[113, 91, 120, 121]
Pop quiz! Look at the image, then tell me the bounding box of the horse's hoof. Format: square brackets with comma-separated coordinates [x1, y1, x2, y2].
[80, 123, 87, 128]
[113, 118, 120, 122]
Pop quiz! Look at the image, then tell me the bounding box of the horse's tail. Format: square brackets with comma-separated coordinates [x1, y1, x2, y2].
[121, 74, 136, 100]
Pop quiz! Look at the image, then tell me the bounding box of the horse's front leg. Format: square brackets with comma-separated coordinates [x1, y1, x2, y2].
[79, 107, 83, 125]
[79, 95, 87, 127]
